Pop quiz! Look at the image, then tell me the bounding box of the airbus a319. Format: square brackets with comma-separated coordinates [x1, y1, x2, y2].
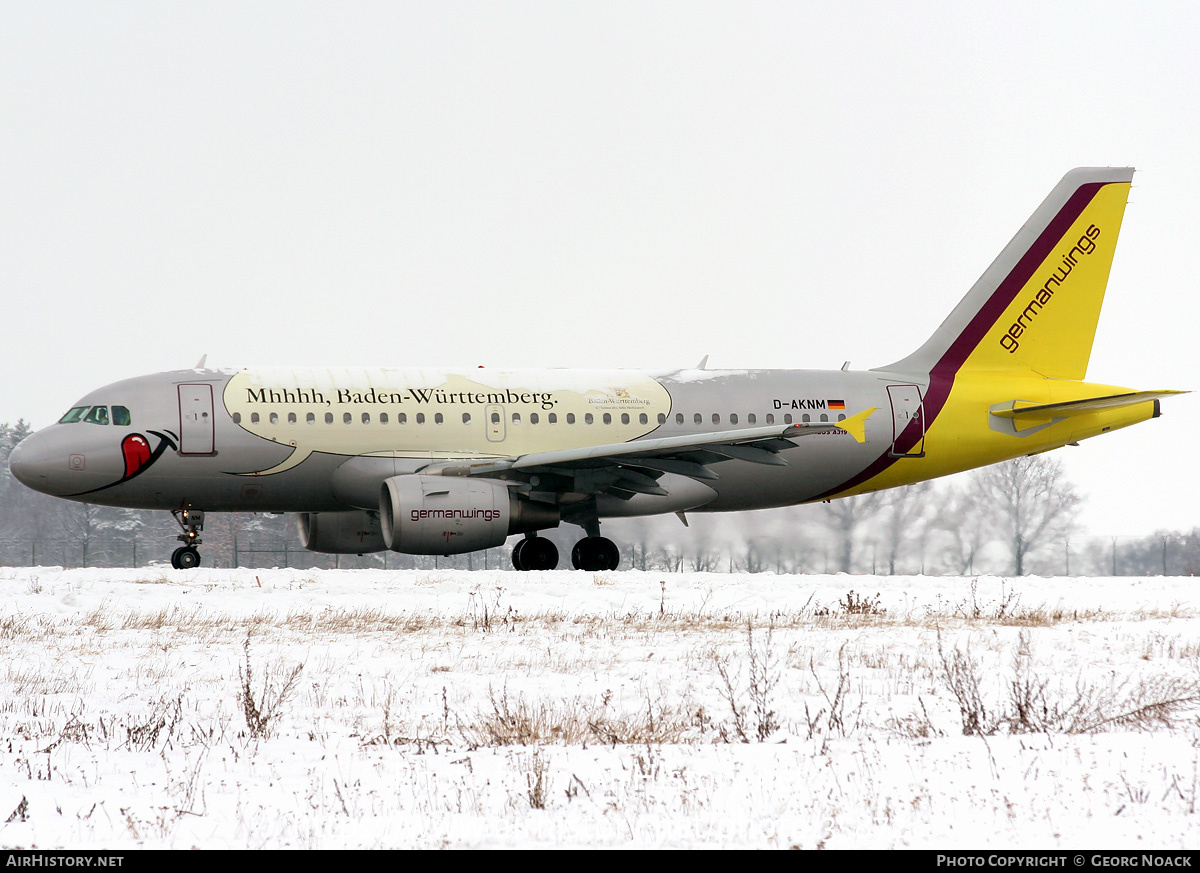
[9, 167, 1184, 570]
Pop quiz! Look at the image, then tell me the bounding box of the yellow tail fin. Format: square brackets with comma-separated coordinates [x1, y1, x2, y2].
[880, 168, 1133, 381]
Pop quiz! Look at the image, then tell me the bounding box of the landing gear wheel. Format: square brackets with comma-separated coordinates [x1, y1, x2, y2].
[512, 536, 559, 571]
[571, 536, 620, 571]
[171, 546, 201, 570]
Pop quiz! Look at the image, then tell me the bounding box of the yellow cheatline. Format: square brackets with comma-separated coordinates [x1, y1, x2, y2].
[833, 407, 876, 443]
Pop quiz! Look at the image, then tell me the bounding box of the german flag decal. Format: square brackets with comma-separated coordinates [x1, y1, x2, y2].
[828, 399, 846, 410]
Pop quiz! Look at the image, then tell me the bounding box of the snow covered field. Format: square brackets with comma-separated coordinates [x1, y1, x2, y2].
[1, 566, 1199, 849]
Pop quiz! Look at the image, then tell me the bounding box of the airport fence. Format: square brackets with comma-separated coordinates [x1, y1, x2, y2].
[0, 534, 1197, 576]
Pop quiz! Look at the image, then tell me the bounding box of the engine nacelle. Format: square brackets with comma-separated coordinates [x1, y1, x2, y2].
[380, 475, 558, 555]
[296, 510, 386, 554]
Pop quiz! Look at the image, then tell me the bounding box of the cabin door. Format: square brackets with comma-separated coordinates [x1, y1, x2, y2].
[886, 384, 925, 458]
[178, 383, 215, 454]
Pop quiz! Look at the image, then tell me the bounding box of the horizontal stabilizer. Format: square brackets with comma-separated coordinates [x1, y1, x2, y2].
[990, 391, 1188, 420]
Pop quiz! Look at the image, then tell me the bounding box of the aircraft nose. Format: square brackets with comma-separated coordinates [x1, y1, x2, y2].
[9, 432, 57, 492]
[7, 428, 119, 497]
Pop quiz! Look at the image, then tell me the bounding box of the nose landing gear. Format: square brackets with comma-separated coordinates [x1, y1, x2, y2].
[171, 508, 205, 569]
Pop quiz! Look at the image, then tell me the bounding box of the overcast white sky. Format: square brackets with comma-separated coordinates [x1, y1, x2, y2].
[2, 1, 1196, 537]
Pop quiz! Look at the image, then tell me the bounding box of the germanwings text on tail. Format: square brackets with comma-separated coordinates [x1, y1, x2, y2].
[10, 168, 1185, 570]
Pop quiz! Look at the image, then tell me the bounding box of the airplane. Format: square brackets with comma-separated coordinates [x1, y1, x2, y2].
[8, 167, 1185, 571]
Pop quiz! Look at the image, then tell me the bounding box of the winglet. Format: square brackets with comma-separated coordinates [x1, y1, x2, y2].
[832, 407, 876, 443]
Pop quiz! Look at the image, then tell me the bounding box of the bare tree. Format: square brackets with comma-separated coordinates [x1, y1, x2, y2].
[820, 491, 885, 573]
[876, 482, 936, 574]
[931, 476, 998, 575]
[972, 454, 1082, 575]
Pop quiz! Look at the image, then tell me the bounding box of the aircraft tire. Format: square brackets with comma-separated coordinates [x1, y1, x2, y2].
[571, 537, 620, 572]
[512, 536, 559, 571]
[172, 546, 201, 570]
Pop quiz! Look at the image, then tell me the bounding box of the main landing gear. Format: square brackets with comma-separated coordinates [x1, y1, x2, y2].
[508, 508, 622, 572]
[570, 536, 619, 571]
[511, 534, 559, 571]
[508, 533, 621, 571]
[170, 508, 205, 569]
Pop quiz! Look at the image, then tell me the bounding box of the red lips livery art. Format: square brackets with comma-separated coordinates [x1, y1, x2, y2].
[122, 434, 152, 479]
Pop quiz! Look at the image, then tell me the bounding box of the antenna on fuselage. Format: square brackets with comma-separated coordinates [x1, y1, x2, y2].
[195, 354, 208, 369]
[696, 355, 709, 369]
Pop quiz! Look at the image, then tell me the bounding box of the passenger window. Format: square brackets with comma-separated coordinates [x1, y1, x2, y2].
[748, 413, 756, 424]
[362, 413, 370, 424]
[730, 413, 738, 425]
[417, 413, 426, 424]
[602, 413, 611, 425]
[112, 406, 131, 426]
[693, 413, 702, 424]
[530, 413, 539, 424]
[462, 413, 471, 424]
[270, 412, 279, 425]
[838, 413, 846, 422]
[784, 414, 792, 424]
[820, 413, 829, 422]
[548, 413, 557, 424]
[766, 414, 774, 425]
[435, 413, 443, 424]
[567, 413, 576, 424]
[398, 413, 407, 424]
[676, 413, 684, 425]
[712, 414, 720, 425]
[251, 412, 260, 424]
[802, 414, 810, 423]
[585, 413, 594, 425]
[232, 412, 242, 424]
[491, 412, 500, 424]
[656, 413, 664, 424]
[621, 413, 630, 425]
[380, 413, 388, 424]
[325, 413, 334, 424]
[307, 413, 315, 424]
[512, 413, 521, 424]
[288, 412, 297, 424]
[343, 413, 352, 424]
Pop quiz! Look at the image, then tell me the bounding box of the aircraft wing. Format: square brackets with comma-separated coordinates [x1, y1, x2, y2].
[990, 391, 1187, 419]
[423, 407, 877, 491]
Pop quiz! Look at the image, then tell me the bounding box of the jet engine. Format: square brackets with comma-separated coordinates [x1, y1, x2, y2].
[380, 474, 558, 555]
[296, 510, 387, 554]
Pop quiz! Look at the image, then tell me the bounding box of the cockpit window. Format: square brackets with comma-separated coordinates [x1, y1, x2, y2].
[59, 405, 118, 425]
[83, 406, 110, 425]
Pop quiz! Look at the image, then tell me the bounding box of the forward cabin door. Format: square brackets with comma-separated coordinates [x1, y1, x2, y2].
[178, 383, 215, 454]
[886, 383, 925, 458]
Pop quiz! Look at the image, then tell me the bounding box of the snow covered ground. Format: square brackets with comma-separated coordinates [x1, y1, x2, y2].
[1, 566, 1199, 849]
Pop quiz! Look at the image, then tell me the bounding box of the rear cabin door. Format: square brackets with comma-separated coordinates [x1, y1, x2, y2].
[178, 383, 215, 454]
[886, 383, 925, 458]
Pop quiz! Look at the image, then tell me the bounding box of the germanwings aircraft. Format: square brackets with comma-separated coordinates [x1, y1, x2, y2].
[10, 167, 1184, 570]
